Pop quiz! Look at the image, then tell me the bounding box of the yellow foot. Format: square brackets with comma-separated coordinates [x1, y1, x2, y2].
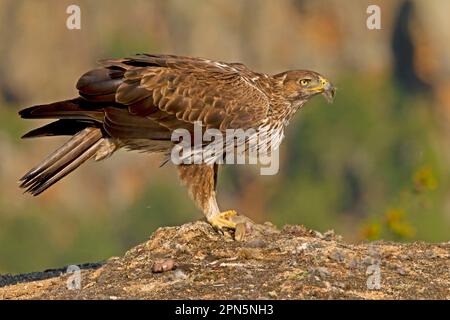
[208, 210, 238, 230]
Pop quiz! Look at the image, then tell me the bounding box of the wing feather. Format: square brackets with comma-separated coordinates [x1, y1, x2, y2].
[75, 54, 271, 140]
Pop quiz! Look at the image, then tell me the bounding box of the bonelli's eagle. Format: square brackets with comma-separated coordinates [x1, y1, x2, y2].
[19, 54, 335, 230]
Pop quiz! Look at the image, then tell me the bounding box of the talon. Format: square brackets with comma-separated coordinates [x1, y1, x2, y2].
[208, 210, 237, 230]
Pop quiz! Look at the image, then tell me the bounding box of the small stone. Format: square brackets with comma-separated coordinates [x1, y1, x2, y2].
[151, 258, 176, 273]
[268, 291, 277, 298]
[397, 267, 407, 276]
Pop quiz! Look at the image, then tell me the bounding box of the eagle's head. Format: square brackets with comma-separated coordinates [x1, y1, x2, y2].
[274, 70, 336, 103]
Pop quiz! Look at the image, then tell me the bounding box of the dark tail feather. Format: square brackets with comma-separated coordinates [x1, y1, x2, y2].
[20, 127, 104, 196]
[19, 98, 104, 121]
[21, 119, 95, 138]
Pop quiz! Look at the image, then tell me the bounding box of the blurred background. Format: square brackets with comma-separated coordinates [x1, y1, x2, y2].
[0, 0, 449, 274]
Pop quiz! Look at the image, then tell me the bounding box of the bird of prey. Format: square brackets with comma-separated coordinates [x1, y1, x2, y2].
[19, 54, 335, 231]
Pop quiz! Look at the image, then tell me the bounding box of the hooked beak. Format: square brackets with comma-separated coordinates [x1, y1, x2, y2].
[313, 76, 336, 103]
[322, 81, 336, 103]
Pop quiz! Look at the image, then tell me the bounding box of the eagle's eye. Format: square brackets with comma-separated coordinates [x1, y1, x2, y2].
[300, 79, 311, 86]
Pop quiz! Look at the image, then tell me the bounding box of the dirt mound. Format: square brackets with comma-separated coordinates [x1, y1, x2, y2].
[0, 221, 448, 299]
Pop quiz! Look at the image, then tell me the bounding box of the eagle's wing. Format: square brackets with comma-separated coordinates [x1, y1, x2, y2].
[77, 54, 270, 139]
[18, 54, 273, 195]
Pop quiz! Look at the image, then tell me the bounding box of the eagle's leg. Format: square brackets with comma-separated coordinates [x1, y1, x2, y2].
[177, 163, 237, 230]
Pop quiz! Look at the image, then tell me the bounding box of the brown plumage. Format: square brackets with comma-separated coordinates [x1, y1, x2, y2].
[19, 54, 335, 230]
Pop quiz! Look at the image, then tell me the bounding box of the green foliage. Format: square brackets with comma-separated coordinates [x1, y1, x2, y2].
[361, 165, 440, 241]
